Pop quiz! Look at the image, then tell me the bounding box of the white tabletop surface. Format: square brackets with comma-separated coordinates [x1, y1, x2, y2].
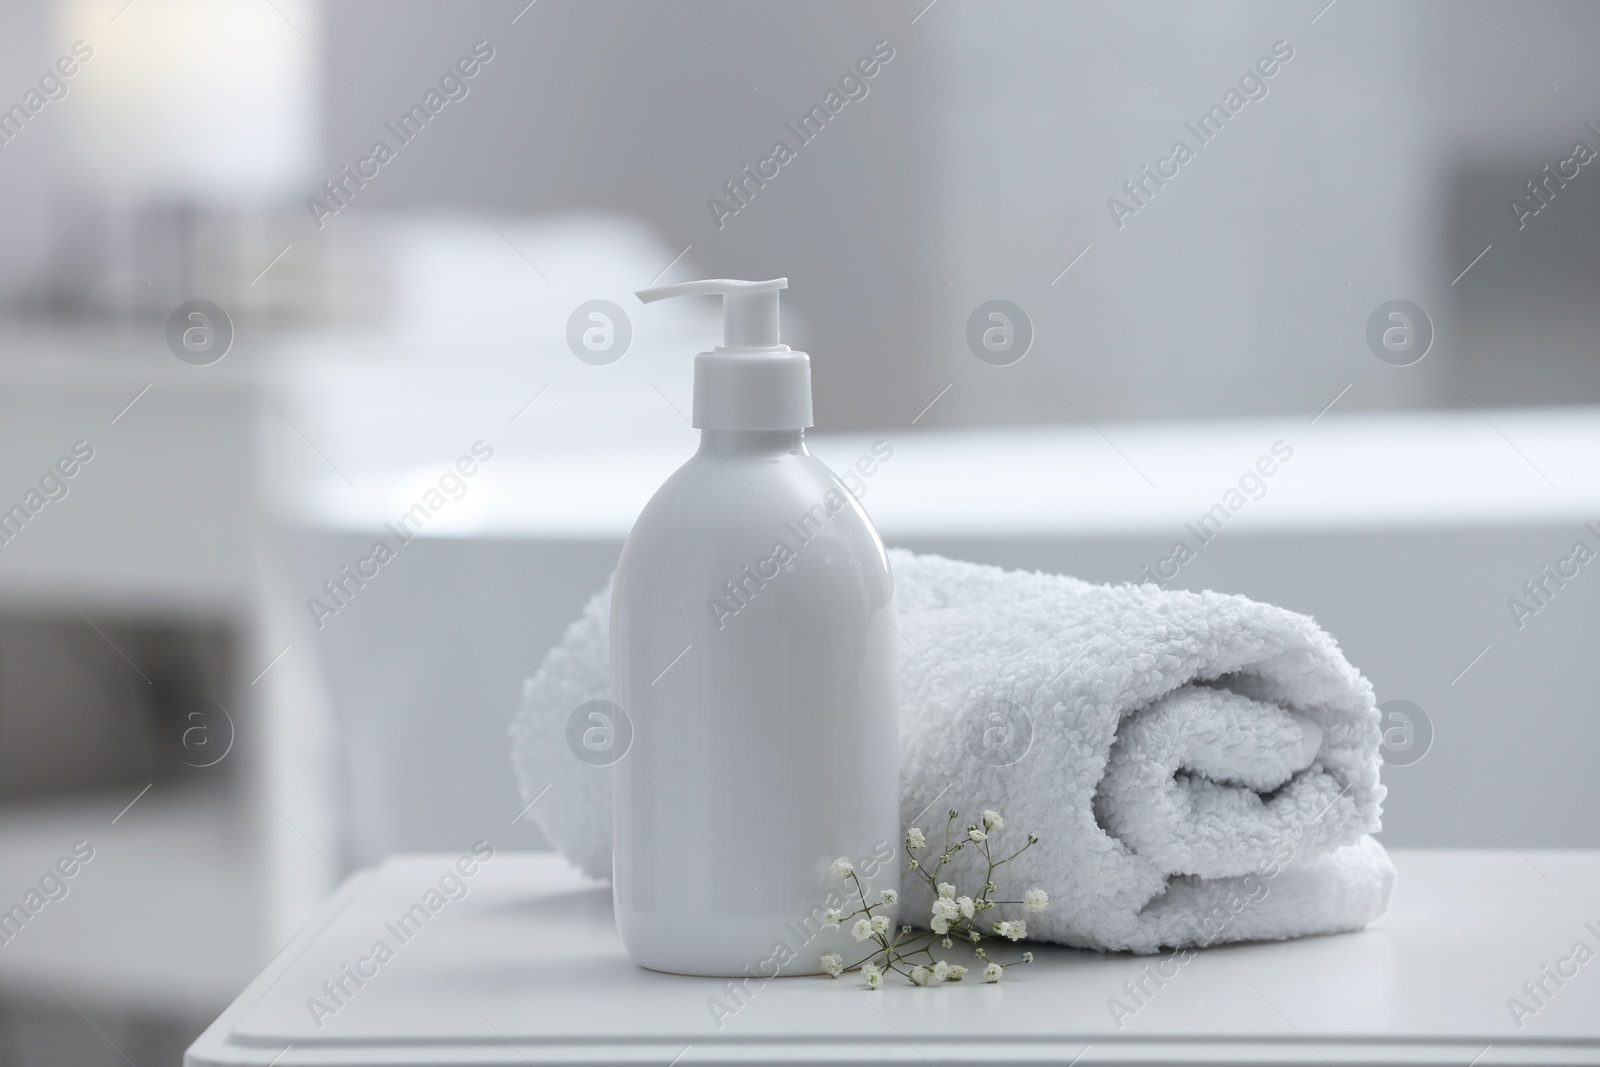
[187, 849, 1600, 1065]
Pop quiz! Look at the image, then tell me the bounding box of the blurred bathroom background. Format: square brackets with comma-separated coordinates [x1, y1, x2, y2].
[0, 0, 1597, 1061]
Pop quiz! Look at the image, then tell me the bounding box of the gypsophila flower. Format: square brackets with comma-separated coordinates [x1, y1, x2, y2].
[825, 809, 1042, 988]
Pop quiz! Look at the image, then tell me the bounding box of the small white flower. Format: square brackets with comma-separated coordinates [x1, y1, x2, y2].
[983, 809, 1004, 830]
[906, 828, 926, 849]
[983, 962, 1003, 983]
[932, 897, 960, 922]
[1024, 888, 1050, 914]
[947, 964, 968, 981]
[830, 857, 854, 878]
[994, 919, 1027, 941]
[871, 914, 890, 936]
[930, 915, 950, 935]
[957, 895, 975, 919]
[937, 882, 956, 900]
[820, 953, 844, 978]
[851, 918, 873, 942]
[1021, 951, 1035, 963]
[862, 962, 883, 989]
[910, 965, 933, 986]
[822, 908, 843, 929]
[967, 827, 987, 843]
[932, 960, 952, 982]
[879, 889, 898, 905]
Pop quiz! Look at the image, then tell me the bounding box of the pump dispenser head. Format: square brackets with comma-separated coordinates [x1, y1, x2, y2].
[635, 278, 812, 431]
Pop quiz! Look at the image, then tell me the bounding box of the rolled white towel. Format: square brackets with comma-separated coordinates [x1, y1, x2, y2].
[510, 576, 615, 884]
[511, 549, 1395, 953]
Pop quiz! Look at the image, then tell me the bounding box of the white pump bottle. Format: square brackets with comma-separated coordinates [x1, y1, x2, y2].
[612, 278, 899, 977]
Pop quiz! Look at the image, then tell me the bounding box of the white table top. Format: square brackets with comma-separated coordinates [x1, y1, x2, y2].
[187, 849, 1600, 1065]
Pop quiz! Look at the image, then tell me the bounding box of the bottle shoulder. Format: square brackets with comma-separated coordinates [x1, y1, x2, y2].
[617, 446, 891, 588]
[628, 448, 873, 538]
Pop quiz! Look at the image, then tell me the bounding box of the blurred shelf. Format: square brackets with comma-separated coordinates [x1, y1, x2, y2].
[0, 784, 270, 1019]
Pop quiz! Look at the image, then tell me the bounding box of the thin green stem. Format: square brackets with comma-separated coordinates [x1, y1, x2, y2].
[857, 811, 1044, 984]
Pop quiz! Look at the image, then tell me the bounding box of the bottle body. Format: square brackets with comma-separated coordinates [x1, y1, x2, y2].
[612, 430, 899, 976]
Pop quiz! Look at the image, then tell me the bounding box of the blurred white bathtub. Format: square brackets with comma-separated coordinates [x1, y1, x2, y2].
[271, 354, 1600, 865]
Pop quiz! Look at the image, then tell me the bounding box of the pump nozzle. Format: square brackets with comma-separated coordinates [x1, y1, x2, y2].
[635, 278, 787, 350]
[632, 277, 810, 431]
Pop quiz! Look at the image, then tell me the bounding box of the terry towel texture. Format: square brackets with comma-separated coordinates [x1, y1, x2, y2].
[511, 549, 1395, 953]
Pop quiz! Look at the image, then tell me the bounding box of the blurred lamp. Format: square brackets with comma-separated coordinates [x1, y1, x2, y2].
[59, 0, 318, 204]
